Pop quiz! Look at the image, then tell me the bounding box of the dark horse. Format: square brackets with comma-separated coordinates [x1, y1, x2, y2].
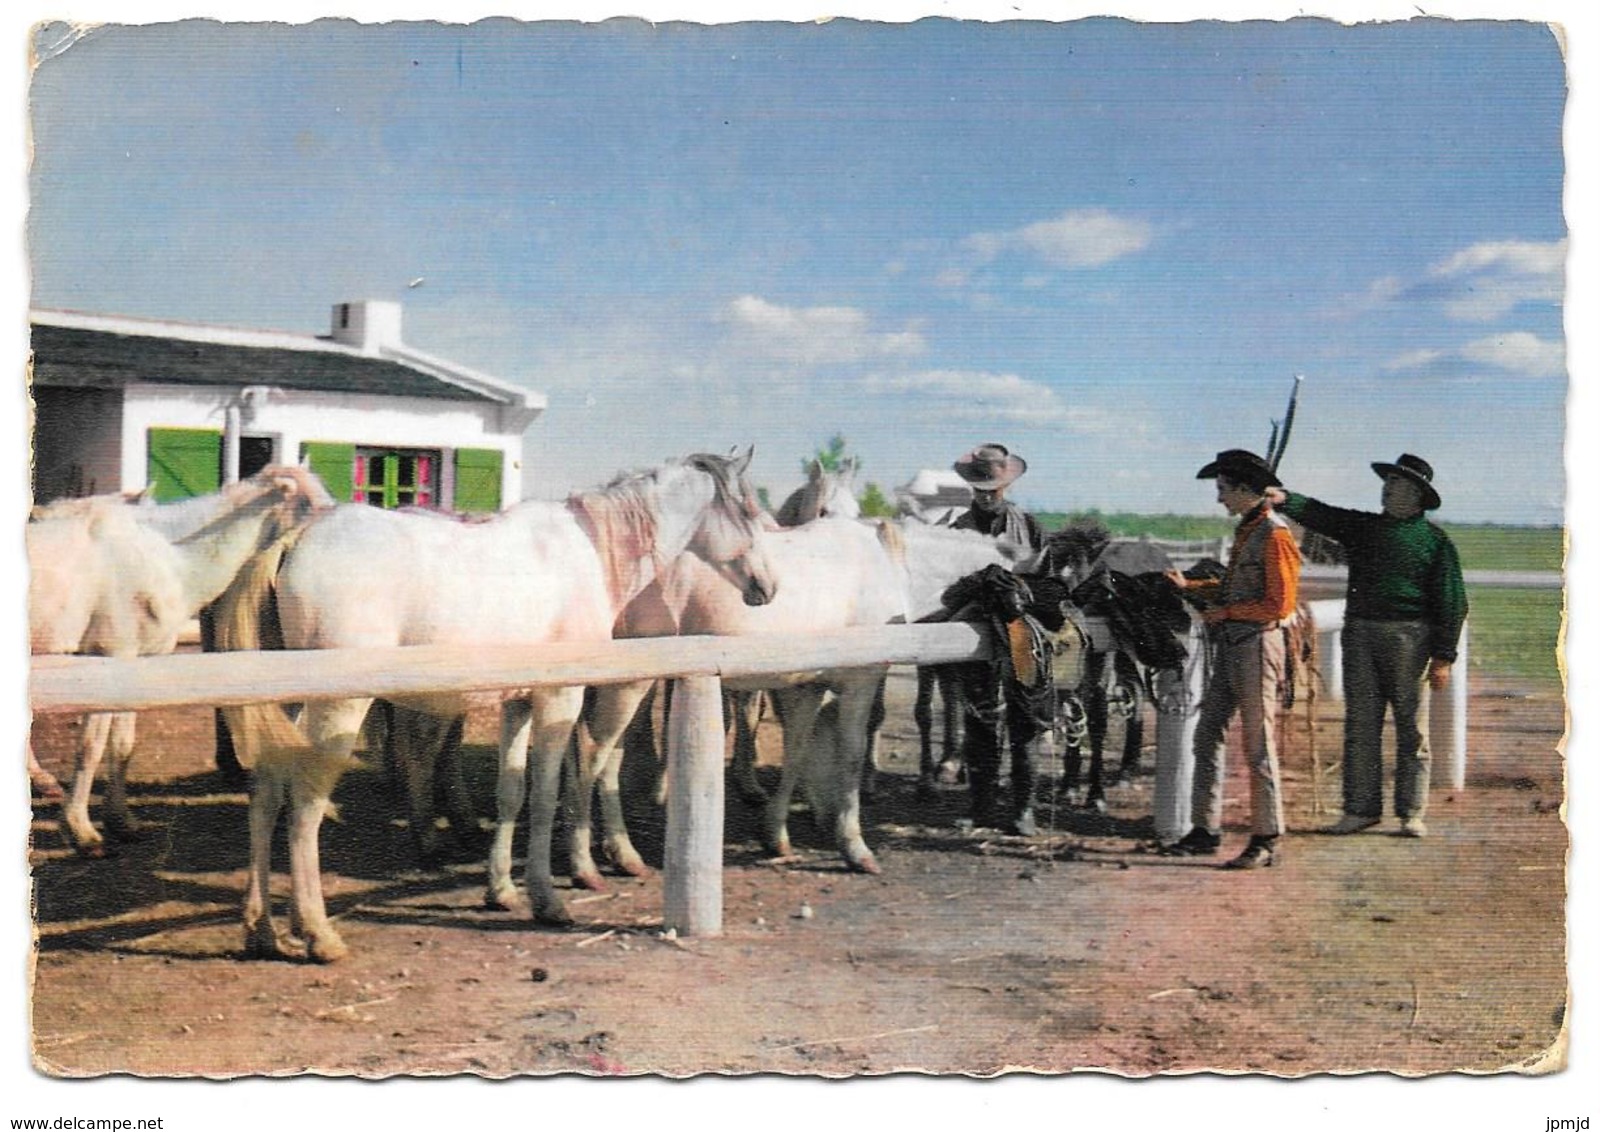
[932, 520, 1193, 818]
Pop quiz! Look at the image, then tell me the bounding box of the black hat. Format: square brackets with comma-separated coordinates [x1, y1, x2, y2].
[1195, 449, 1281, 492]
[1372, 453, 1442, 510]
[954, 443, 1027, 490]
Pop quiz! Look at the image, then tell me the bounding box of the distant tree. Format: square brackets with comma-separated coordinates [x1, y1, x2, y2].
[859, 482, 895, 518]
[802, 433, 853, 475]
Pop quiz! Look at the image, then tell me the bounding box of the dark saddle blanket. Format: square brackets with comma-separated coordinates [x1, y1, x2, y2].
[939, 562, 1194, 726]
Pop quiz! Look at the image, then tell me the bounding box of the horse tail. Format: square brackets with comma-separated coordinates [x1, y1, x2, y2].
[213, 528, 313, 768]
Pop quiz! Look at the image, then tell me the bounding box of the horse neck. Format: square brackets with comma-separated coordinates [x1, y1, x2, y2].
[141, 490, 235, 541]
[899, 522, 1012, 616]
[167, 487, 292, 612]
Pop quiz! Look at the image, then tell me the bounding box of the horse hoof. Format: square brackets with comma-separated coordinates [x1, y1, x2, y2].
[615, 857, 652, 879]
[72, 840, 113, 860]
[308, 934, 350, 964]
[573, 869, 609, 893]
[484, 886, 522, 912]
[533, 903, 575, 928]
[936, 761, 964, 786]
[242, 924, 291, 962]
[848, 853, 882, 876]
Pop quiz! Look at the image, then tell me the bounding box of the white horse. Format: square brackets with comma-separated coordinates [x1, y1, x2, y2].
[568, 515, 910, 880]
[213, 450, 777, 963]
[773, 457, 860, 527]
[27, 467, 336, 854]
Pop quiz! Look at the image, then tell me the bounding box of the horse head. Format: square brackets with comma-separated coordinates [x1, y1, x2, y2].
[777, 456, 862, 526]
[683, 447, 779, 607]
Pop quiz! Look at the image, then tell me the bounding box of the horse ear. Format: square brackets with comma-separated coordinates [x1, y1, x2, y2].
[732, 446, 754, 477]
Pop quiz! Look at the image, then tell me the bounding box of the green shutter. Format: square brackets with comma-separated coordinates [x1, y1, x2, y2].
[147, 428, 221, 502]
[300, 441, 357, 503]
[453, 448, 503, 513]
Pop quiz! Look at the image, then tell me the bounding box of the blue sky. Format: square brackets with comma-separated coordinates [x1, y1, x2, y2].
[20, 11, 1570, 522]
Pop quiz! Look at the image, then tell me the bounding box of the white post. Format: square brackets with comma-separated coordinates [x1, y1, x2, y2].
[1430, 621, 1470, 790]
[222, 404, 242, 485]
[1153, 618, 1206, 841]
[1308, 598, 1347, 702]
[663, 674, 726, 937]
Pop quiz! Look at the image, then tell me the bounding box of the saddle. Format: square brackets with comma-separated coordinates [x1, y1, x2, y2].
[938, 564, 1081, 730]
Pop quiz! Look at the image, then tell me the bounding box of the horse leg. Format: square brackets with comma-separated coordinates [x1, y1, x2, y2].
[100, 711, 145, 842]
[285, 698, 369, 963]
[433, 715, 478, 857]
[386, 704, 459, 867]
[1113, 655, 1146, 784]
[27, 743, 65, 802]
[62, 711, 113, 856]
[1083, 671, 1110, 814]
[728, 689, 768, 804]
[201, 606, 248, 789]
[859, 675, 886, 801]
[827, 677, 883, 874]
[937, 668, 966, 785]
[914, 667, 938, 796]
[242, 760, 288, 959]
[522, 686, 586, 926]
[1058, 692, 1087, 804]
[763, 684, 825, 859]
[571, 680, 654, 890]
[486, 698, 533, 911]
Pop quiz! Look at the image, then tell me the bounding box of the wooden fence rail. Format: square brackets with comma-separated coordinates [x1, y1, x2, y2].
[29, 622, 994, 939]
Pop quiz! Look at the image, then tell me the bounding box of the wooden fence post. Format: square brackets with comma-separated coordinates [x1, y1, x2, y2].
[1153, 618, 1206, 842]
[662, 674, 726, 937]
[1430, 620, 1470, 790]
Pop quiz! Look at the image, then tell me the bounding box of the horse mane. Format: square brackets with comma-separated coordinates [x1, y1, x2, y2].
[570, 470, 663, 610]
[873, 515, 908, 571]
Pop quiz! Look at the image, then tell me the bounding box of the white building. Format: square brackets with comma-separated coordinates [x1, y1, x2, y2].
[894, 468, 973, 526]
[30, 299, 545, 512]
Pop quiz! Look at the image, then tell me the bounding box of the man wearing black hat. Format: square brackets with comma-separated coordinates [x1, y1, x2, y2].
[1266, 454, 1468, 839]
[948, 443, 1044, 834]
[1164, 449, 1302, 869]
[950, 443, 1044, 554]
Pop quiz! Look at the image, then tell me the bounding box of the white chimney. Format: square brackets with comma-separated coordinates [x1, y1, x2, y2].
[329, 300, 403, 354]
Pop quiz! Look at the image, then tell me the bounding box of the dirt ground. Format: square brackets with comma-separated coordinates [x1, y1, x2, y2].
[26, 664, 1568, 1080]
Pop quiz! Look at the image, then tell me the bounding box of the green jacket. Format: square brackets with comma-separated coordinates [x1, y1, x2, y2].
[1279, 492, 1469, 662]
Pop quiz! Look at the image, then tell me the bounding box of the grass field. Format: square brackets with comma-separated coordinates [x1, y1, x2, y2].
[1464, 586, 1565, 686]
[1036, 512, 1565, 686]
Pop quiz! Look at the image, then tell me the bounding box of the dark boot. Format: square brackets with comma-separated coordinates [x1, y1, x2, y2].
[1224, 835, 1280, 870]
[1159, 827, 1222, 857]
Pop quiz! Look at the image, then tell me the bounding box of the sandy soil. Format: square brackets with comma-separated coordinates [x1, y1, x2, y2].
[26, 665, 1567, 1079]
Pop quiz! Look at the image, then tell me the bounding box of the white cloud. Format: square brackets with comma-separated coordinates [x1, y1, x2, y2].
[1343, 239, 1565, 323]
[1382, 347, 1447, 372]
[1383, 331, 1565, 379]
[1458, 331, 1567, 378]
[962, 208, 1154, 271]
[1428, 238, 1566, 322]
[865, 368, 1130, 434]
[721, 295, 926, 366]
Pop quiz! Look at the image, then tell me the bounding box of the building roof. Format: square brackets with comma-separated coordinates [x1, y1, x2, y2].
[28, 308, 546, 417]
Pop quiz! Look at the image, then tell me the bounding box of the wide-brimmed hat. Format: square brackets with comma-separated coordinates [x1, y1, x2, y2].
[1195, 449, 1281, 492]
[954, 443, 1027, 490]
[1372, 453, 1441, 510]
